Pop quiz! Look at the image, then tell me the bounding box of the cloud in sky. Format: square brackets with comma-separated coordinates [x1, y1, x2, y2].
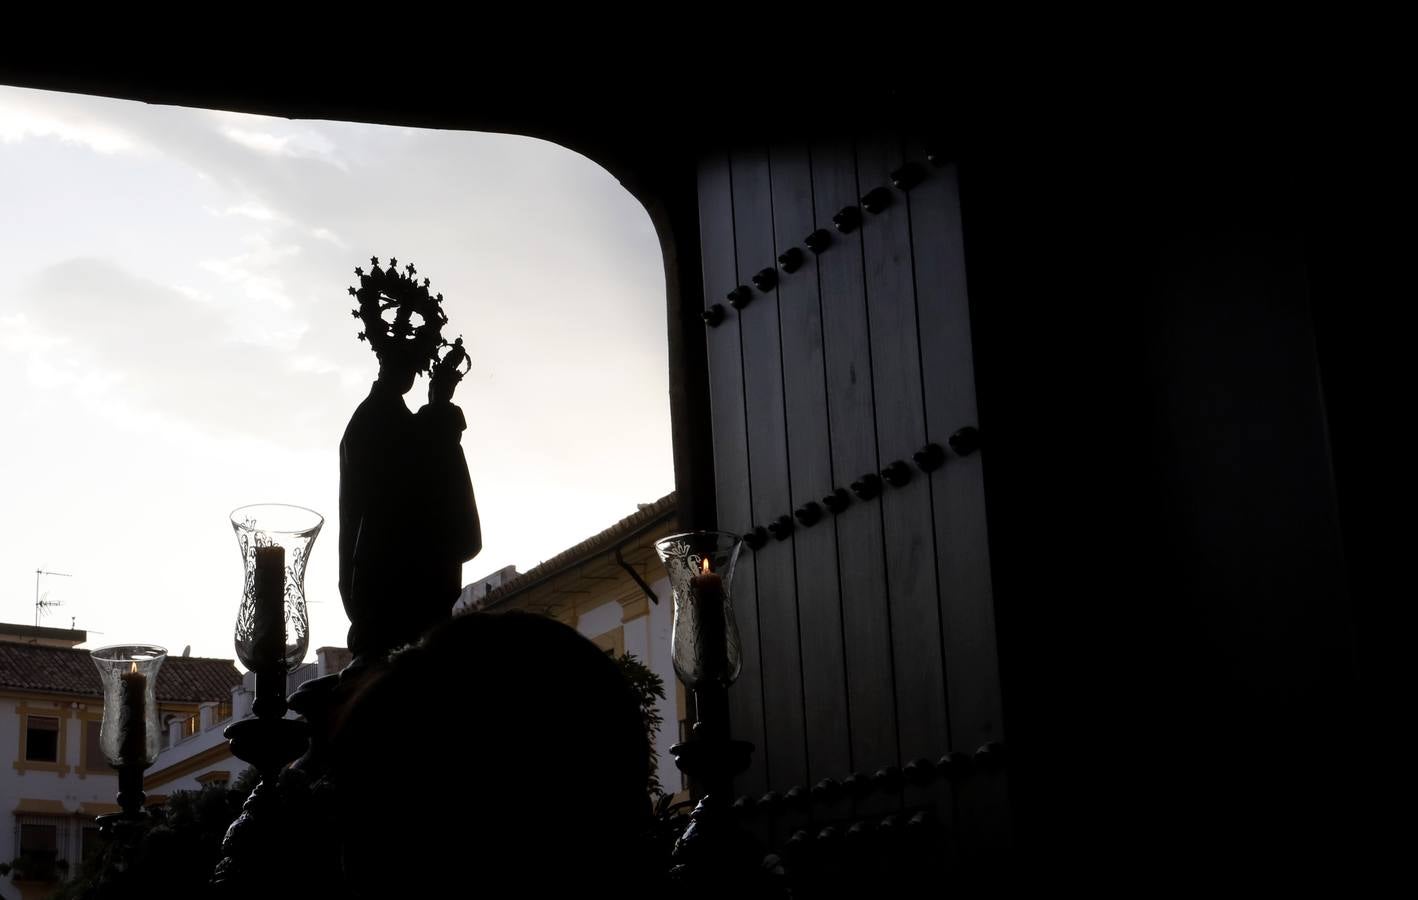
[0, 85, 673, 661]
[220, 124, 347, 170]
[0, 94, 138, 154]
[19, 257, 343, 444]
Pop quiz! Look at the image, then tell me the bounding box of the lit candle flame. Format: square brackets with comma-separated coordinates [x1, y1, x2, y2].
[700, 557, 711, 575]
[130, 661, 137, 674]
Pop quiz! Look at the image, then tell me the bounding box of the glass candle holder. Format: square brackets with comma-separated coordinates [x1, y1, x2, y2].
[231, 504, 323, 671]
[654, 531, 743, 689]
[90, 644, 166, 766]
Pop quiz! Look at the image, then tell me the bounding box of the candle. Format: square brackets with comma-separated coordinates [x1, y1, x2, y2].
[690, 557, 727, 684]
[120, 662, 146, 765]
[253, 545, 287, 669]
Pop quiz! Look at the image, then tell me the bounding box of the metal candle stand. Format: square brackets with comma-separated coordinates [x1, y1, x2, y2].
[210, 666, 311, 894]
[93, 762, 149, 836]
[225, 664, 309, 782]
[668, 683, 763, 891]
[653, 531, 771, 893]
[212, 504, 324, 895]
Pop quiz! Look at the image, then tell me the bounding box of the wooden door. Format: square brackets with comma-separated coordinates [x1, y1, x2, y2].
[695, 133, 1006, 852]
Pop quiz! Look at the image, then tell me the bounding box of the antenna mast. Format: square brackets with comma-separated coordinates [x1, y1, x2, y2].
[34, 569, 72, 626]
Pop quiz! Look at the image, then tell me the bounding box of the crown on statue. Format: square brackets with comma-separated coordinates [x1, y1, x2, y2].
[348, 256, 449, 373]
[433, 335, 472, 383]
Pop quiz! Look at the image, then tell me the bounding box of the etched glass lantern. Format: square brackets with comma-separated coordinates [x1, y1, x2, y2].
[654, 531, 743, 689]
[230, 504, 323, 671]
[90, 644, 166, 766]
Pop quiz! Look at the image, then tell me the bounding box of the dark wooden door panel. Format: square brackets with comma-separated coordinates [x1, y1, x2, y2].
[904, 138, 1010, 850]
[695, 133, 1005, 853]
[855, 134, 950, 767]
[696, 151, 768, 798]
[768, 142, 853, 785]
[729, 147, 808, 793]
[904, 142, 1003, 756]
[808, 137, 900, 778]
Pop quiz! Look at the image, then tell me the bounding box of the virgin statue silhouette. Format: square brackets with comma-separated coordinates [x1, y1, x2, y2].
[339, 257, 481, 664]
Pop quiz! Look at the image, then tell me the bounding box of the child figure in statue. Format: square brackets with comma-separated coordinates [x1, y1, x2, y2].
[337, 259, 481, 664]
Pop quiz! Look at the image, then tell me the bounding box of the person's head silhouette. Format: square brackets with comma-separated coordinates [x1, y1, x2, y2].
[329, 611, 654, 896]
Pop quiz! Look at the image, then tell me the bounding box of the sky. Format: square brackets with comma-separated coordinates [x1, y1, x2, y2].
[0, 85, 674, 663]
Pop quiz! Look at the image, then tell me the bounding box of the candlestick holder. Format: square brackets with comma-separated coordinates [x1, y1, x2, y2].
[654, 530, 744, 690]
[90, 644, 166, 829]
[213, 504, 323, 894]
[654, 531, 762, 891]
[230, 504, 323, 678]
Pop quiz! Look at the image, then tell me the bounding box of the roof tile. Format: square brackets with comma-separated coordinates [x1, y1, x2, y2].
[0, 643, 243, 703]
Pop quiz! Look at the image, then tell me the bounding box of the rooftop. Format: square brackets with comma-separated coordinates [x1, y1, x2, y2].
[479, 492, 677, 610]
[0, 643, 243, 703]
[0, 622, 88, 647]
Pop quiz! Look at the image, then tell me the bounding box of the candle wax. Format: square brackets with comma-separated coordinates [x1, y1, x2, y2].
[690, 568, 726, 684]
[253, 545, 287, 668]
[120, 669, 146, 765]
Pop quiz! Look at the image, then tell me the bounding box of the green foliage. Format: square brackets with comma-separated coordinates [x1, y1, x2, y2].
[3, 853, 66, 883]
[615, 652, 667, 797]
[50, 768, 256, 900]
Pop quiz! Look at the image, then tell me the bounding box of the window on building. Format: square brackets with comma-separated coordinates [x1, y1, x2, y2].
[17, 822, 58, 881]
[197, 770, 232, 789]
[84, 720, 107, 773]
[81, 825, 104, 864]
[24, 716, 59, 763]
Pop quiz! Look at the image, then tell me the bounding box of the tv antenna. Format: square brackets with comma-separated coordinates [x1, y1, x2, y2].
[34, 569, 72, 626]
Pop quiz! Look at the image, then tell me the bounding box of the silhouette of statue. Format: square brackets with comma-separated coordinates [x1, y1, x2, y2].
[328, 612, 658, 896]
[339, 258, 481, 663]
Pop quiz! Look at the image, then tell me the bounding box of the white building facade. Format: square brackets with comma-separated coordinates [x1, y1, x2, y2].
[0, 624, 242, 900]
[143, 650, 344, 794]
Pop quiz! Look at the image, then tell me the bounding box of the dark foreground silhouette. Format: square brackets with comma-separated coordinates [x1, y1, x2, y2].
[328, 611, 658, 896]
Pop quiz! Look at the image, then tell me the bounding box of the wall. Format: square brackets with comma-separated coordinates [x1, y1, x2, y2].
[574, 575, 680, 795]
[942, 123, 1373, 886]
[0, 695, 119, 899]
[144, 694, 238, 795]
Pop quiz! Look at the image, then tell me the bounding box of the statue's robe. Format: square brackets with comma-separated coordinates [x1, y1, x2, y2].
[339, 380, 481, 658]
